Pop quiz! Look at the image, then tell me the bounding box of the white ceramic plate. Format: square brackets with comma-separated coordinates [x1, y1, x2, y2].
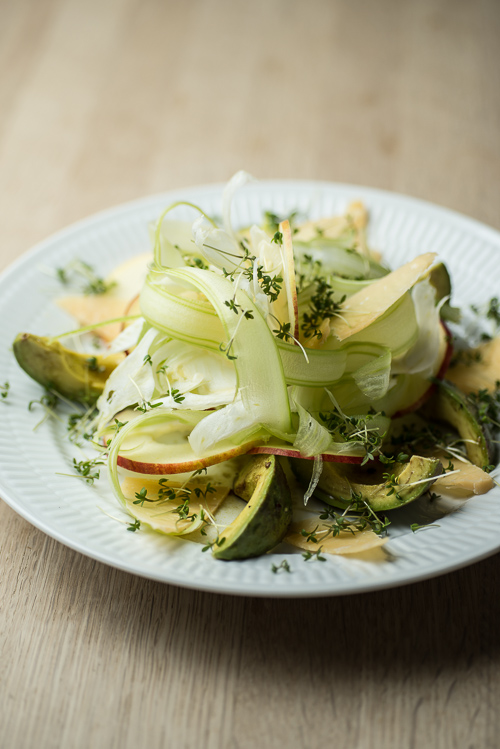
[1, 180, 499, 597]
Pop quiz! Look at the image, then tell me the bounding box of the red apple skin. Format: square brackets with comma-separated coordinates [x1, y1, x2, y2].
[117, 441, 253, 475]
[392, 323, 453, 419]
[248, 445, 363, 464]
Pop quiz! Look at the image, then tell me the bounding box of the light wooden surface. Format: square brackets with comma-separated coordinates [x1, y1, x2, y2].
[1, 1, 500, 747]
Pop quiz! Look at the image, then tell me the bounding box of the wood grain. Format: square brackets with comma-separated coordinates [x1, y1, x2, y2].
[1, 0, 500, 747]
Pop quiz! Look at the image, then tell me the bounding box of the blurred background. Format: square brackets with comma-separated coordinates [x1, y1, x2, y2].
[1, 0, 499, 267]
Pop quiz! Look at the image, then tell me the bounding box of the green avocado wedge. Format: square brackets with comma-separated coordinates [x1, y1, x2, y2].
[13, 333, 120, 405]
[213, 455, 292, 561]
[291, 455, 442, 512]
[427, 379, 496, 468]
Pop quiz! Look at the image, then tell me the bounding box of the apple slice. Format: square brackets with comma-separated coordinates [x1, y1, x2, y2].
[57, 252, 151, 341]
[248, 442, 363, 464]
[117, 439, 255, 475]
[119, 438, 365, 475]
[285, 517, 387, 556]
[120, 475, 229, 536]
[114, 405, 365, 474]
[115, 412, 256, 475]
[291, 202, 383, 263]
[279, 219, 299, 341]
[446, 335, 500, 394]
[329, 253, 436, 342]
[257, 219, 299, 342]
[433, 461, 494, 497]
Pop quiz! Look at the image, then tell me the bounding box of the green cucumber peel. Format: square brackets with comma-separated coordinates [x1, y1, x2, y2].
[149, 266, 293, 447]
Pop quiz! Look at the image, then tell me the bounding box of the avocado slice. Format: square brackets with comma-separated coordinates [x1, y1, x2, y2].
[213, 455, 292, 560]
[291, 455, 442, 512]
[232, 455, 272, 502]
[427, 379, 496, 468]
[13, 333, 120, 405]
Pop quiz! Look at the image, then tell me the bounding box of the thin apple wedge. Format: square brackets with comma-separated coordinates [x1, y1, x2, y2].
[258, 219, 299, 342]
[120, 475, 229, 536]
[279, 219, 299, 341]
[57, 252, 151, 341]
[114, 410, 256, 475]
[249, 441, 364, 463]
[329, 253, 436, 342]
[285, 517, 387, 556]
[447, 336, 500, 394]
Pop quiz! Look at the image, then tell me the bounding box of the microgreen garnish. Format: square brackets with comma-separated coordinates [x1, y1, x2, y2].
[67, 413, 83, 430]
[220, 249, 283, 304]
[271, 560, 291, 574]
[379, 452, 409, 465]
[486, 297, 500, 326]
[72, 457, 105, 485]
[223, 297, 254, 319]
[263, 210, 298, 233]
[469, 297, 500, 341]
[194, 482, 216, 500]
[383, 472, 402, 500]
[185, 256, 209, 270]
[320, 406, 387, 466]
[272, 321, 292, 341]
[29, 391, 58, 411]
[143, 354, 153, 366]
[271, 231, 283, 245]
[171, 497, 197, 522]
[167, 389, 185, 404]
[468, 385, 500, 429]
[54, 259, 117, 295]
[127, 519, 141, 532]
[136, 401, 163, 414]
[133, 487, 150, 506]
[86, 356, 100, 372]
[56, 267, 69, 284]
[157, 478, 178, 501]
[302, 279, 346, 339]
[202, 535, 226, 553]
[28, 390, 61, 430]
[410, 523, 440, 533]
[219, 341, 237, 361]
[313, 497, 391, 539]
[192, 468, 208, 477]
[67, 406, 99, 445]
[1, 381, 10, 402]
[389, 420, 468, 464]
[302, 548, 327, 562]
[451, 349, 483, 367]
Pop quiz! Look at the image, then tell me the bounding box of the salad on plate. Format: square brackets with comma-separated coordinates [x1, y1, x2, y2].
[11, 172, 500, 566]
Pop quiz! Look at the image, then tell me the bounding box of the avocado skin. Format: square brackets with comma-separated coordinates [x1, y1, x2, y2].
[428, 379, 496, 468]
[292, 455, 442, 512]
[13, 333, 119, 405]
[213, 455, 292, 560]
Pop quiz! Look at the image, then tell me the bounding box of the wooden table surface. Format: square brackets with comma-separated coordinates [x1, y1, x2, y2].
[1, 1, 500, 747]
